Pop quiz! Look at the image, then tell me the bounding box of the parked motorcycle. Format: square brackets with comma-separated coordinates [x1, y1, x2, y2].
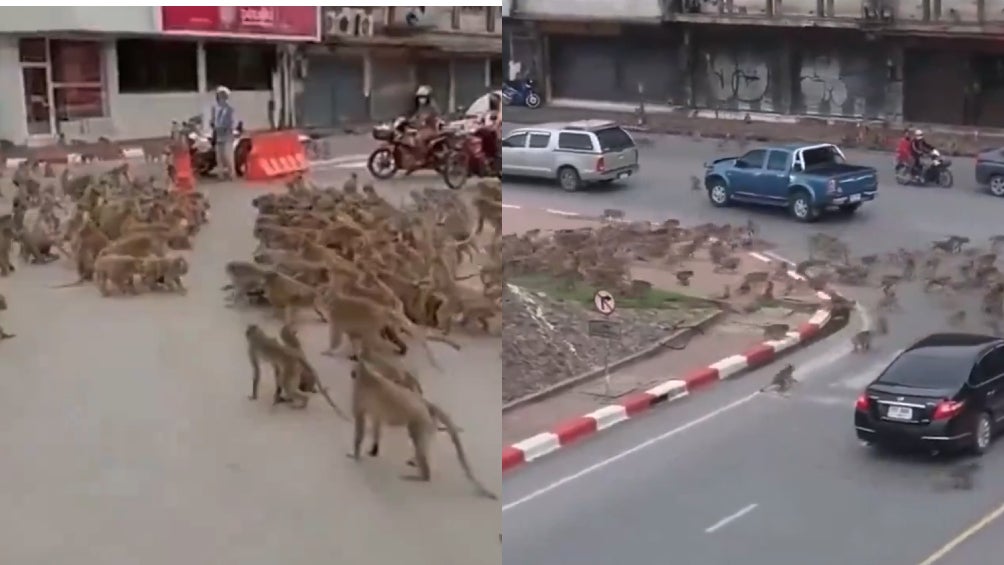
[366, 117, 453, 179]
[441, 127, 501, 190]
[894, 149, 953, 188]
[502, 79, 542, 109]
[172, 116, 249, 178]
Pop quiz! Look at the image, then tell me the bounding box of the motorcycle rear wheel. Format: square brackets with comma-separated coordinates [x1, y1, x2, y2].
[525, 92, 542, 109]
[367, 148, 398, 180]
[937, 169, 954, 188]
[443, 151, 470, 190]
[894, 165, 911, 186]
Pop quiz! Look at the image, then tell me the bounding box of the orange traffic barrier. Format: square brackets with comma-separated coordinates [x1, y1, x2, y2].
[170, 143, 194, 193]
[245, 130, 308, 181]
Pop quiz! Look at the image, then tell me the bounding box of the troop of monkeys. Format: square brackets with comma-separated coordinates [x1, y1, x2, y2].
[800, 232, 1004, 354]
[231, 173, 501, 500]
[0, 160, 204, 297]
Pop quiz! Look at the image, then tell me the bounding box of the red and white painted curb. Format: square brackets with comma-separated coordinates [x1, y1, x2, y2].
[501, 204, 835, 474]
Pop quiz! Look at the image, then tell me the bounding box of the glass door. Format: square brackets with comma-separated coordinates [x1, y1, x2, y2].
[18, 38, 54, 137]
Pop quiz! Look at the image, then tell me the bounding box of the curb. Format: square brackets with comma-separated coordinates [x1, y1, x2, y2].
[501, 210, 839, 474]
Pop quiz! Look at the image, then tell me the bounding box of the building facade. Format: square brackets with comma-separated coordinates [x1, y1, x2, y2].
[300, 6, 502, 131]
[0, 6, 318, 146]
[506, 0, 1004, 127]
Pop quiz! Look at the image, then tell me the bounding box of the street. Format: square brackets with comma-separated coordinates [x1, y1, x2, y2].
[0, 174, 499, 564]
[501, 123, 1004, 564]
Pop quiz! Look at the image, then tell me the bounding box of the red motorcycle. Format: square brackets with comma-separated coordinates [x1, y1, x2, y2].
[441, 127, 501, 189]
[367, 118, 452, 179]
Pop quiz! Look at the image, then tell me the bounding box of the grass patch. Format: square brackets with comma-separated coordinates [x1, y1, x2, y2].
[511, 274, 700, 309]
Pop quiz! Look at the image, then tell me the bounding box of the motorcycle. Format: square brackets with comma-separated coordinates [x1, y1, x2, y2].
[502, 79, 542, 109]
[172, 116, 249, 178]
[441, 126, 501, 190]
[366, 117, 453, 180]
[894, 149, 954, 188]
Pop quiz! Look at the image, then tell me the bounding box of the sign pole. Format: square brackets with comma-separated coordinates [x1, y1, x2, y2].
[592, 290, 617, 397]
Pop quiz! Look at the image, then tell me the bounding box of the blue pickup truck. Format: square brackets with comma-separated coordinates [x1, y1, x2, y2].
[703, 143, 878, 222]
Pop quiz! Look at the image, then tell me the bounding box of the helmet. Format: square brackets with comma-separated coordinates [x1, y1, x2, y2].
[415, 85, 432, 97]
[914, 129, 924, 138]
[215, 85, 231, 96]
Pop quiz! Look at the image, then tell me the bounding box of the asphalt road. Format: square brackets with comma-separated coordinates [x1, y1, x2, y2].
[0, 176, 499, 564]
[500, 124, 1004, 565]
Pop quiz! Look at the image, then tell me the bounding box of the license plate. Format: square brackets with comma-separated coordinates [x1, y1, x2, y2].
[887, 405, 913, 420]
[849, 193, 862, 203]
[617, 172, 629, 180]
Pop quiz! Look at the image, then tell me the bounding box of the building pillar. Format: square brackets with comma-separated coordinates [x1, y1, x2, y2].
[884, 41, 904, 124]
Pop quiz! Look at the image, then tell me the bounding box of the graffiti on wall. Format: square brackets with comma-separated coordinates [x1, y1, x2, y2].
[698, 49, 776, 112]
[797, 52, 878, 118]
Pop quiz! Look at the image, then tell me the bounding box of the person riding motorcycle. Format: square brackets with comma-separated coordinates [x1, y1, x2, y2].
[403, 85, 442, 172]
[895, 129, 913, 170]
[910, 129, 936, 179]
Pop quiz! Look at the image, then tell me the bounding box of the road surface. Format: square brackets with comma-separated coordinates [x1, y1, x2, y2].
[0, 177, 499, 564]
[499, 124, 1004, 565]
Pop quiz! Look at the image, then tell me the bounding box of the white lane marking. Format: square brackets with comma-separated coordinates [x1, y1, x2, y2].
[764, 250, 795, 265]
[502, 204, 521, 209]
[748, 251, 772, 263]
[545, 208, 581, 217]
[705, 503, 759, 534]
[328, 160, 368, 169]
[917, 498, 1004, 565]
[309, 154, 370, 168]
[501, 392, 761, 513]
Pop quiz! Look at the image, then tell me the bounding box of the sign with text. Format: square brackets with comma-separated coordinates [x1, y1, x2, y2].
[161, 6, 320, 41]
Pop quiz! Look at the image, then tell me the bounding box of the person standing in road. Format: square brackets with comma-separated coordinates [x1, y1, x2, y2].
[211, 85, 236, 180]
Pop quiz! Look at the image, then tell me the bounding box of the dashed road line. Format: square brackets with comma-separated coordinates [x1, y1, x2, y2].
[704, 503, 759, 534]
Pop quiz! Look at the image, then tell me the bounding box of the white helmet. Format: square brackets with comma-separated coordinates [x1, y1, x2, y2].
[914, 129, 924, 138]
[215, 85, 231, 96]
[415, 85, 432, 97]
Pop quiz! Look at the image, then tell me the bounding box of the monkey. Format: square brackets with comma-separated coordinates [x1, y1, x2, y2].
[0, 292, 14, 341]
[760, 364, 796, 395]
[245, 324, 308, 409]
[278, 323, 351, 421]
[0, 225, 14, 276]
[221, 260, 274, 307]
[877, 285, 900, 311]
[472, 195, 502, 236]
[851, 329, 873, 352]
[713, 256, 741, 273]
[675, 270, 694, 286]
[875, 314, 889, 336]
[93, 254, 144, 296]
[947, 310, 967, 328]
[140, 255, 189, 293]
[602, 209, 625, 222]
[343, 172, 359, 195]
[924, 276, 952, 293]
[348, 360, 497, 500]
[261, 270, 325, 324]
[689, 175, 701, 191]
[98, 233, 167, 259]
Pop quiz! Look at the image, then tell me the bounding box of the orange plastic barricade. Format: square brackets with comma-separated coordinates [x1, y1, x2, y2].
[170, 144, 194, 193]
[245, 131, 308, 181]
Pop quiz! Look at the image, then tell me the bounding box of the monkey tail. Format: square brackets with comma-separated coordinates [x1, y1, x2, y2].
[314, 382, 351, 422]
[426, 333, 462, 351]
[50, 278, 88, 289]
[426, 401, 497, 500]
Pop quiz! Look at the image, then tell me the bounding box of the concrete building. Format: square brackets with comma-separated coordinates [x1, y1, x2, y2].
[0, 6, 318, 146]
[300, 6, 502, 130]
[506, 0, 1004, 127]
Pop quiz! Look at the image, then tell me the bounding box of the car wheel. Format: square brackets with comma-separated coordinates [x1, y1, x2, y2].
[838, 203, 861, 215]
[973, 412, 993, 455]
[707, 179, 731, 207]
[788, 190, 819, 223]
[990, 175, 1004, 197]
[557, 166, 581, 192]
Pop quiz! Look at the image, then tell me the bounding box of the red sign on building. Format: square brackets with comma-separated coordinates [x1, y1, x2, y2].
[160, 6, 320, 41]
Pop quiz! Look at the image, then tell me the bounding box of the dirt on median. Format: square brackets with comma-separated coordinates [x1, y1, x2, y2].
[502, 207, 823, 444]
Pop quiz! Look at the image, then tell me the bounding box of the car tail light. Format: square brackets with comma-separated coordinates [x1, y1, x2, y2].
[596, 156, 606, 173]
[932, 399, 965, 421]
[855, 393, 871, 412]
[826, 179, 839, 195]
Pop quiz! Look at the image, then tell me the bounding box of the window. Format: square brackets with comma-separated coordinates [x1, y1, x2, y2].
[803, 145, 845, 168]
[738, 149, 766, 168]
[18, 38, 47, 64]
[205, 42, 276, 91]
[766, 150, 790, 171]
[557, 132, 594, 151]
[503, 133, 527, 148]
[50, 40, 105, 119]
[528, 133, 550, 149]
[594, 127, 634, 152]
[877, 352, 968, 389]
[117, 39, 198, 93]
[974, 347, 1004, 385]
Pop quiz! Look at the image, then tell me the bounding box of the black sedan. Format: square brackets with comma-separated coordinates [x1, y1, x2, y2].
[855, 333, 1004, 455]
[975, 147, 1004, 197]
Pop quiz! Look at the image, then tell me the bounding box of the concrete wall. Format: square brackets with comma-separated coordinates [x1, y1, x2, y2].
[893, 0, 1004, 23]
[515, 0, 664, 21]
[503, 0, 513, 17]
[0, 7, 158, 34]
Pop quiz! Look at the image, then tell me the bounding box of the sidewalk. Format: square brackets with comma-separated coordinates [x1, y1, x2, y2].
[505, 104, 1004, 157]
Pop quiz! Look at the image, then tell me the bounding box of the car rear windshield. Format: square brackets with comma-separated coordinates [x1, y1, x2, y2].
[875, 352, 969, 389]
[802, 146, 846, 169]
[594, 127, 634, 152]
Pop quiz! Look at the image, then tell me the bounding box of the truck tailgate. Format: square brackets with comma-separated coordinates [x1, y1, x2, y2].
[833, 168, 878, 194]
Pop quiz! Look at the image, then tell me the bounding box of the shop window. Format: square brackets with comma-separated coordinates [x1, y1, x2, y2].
[117, 39, 198, 93]
[205, 42, 276, 91]
[50, 40, 105, 119]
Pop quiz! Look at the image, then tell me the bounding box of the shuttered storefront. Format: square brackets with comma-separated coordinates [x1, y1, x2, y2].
[301, 54, 368, 128]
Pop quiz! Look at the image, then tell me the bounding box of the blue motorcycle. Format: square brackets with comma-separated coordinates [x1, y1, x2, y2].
[502, 79, 542, 109]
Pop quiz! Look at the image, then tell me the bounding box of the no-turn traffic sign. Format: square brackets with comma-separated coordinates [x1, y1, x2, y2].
[593, 290, 616, 315]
